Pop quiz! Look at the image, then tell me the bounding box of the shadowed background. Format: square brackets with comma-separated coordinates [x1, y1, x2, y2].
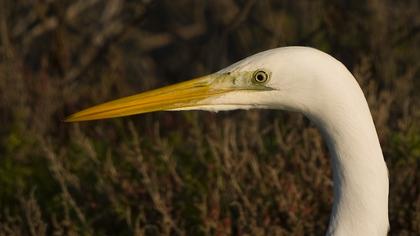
[0, 0, 419, 235]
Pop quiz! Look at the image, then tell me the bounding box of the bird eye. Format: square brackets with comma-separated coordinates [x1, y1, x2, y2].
[253, 70, 269, 83]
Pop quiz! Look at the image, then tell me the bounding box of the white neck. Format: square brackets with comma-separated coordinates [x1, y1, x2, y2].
[305, 73, 389, 235]
[195, 46, 390, 235]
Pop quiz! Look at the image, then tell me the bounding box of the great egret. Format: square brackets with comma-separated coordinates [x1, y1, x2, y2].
[67, 47, 389, 235]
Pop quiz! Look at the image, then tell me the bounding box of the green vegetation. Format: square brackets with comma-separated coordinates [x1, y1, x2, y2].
[0, 0, 419, 235]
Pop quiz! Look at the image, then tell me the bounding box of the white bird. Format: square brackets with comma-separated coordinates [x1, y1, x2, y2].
[67, 47, 389, 235]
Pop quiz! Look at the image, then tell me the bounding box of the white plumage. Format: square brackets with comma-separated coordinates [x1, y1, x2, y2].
[67, 47, 389, 235]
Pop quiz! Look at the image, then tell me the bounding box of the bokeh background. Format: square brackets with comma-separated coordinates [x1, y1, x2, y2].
[0, 0, 419, 235]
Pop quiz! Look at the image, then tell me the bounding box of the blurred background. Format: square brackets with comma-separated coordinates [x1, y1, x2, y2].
[0, 0, 419, 235]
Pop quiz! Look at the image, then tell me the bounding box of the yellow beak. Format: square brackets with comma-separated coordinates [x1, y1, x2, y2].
[65, 75, 233, 122]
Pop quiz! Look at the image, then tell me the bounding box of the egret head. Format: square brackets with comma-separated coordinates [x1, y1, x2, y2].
[65, 47, 391, 236]
[66, 47, 346, 122]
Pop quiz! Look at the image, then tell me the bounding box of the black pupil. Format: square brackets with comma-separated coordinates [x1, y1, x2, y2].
[256, 73, 265, 82]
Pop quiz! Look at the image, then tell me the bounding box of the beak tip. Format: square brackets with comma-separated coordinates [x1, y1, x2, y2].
[64, 114, 82, 122]
[64, 117, 75, 122]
